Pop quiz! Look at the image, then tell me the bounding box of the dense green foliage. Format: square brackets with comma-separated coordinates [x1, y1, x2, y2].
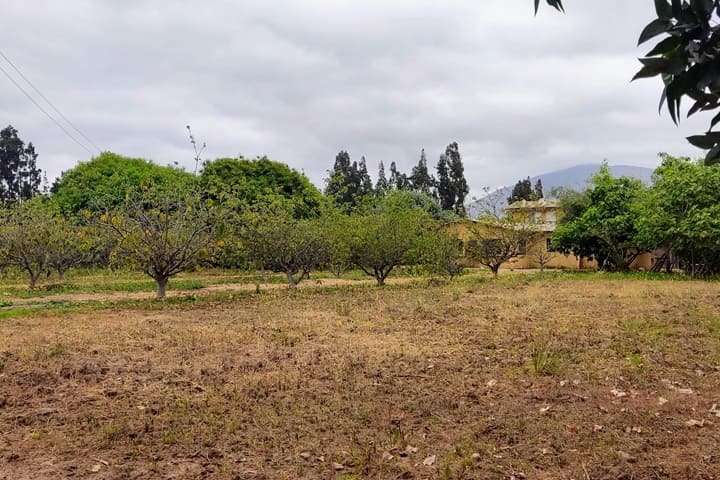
[552, 166, 645, 271]
[51, 152, 195, 214]
[637, 154, 720, 275]
[0, 125, 43, 202]
[201, 157, 324, 218]
[507, 177, 543, 204]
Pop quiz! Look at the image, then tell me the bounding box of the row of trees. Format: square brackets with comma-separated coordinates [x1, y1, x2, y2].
[0, 187, 473, 297]
[551, 155, 720, 275]
[324, 142, 469, 215]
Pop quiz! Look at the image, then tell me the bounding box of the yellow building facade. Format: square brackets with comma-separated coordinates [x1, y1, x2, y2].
[447, 199, 654, 271]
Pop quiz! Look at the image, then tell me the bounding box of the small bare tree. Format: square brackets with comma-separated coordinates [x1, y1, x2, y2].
[467, 188, 537, 278]
[0, 200, 56, 289]
[467, 218, 537, 277]
[529, 241, 557, 273]
[422, 229, 466, 280]
[102, 192, 220, 298]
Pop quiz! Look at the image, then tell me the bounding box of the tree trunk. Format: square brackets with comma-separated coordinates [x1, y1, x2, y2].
[286, 271, 298, 289]
[491, 265, 500, 278]
[539, 263, 545, 274]
[156, 276, 169, 299]
[57, 269, 66, 281]
[28, 273, 39, 291]
[376, 275, 386, 286]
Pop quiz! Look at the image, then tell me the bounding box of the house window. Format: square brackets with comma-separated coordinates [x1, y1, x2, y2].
[546, 238, 556, 252]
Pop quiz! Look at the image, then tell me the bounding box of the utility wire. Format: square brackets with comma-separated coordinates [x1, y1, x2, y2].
[0, 49, 102, 153]
[0, 54, 96, 156]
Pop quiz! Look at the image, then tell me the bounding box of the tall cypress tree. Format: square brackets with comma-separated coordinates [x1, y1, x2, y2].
[389, 162, 409, 191]
[358, 156, 373, 196]
[533, 179, 544, 200]
[376, 161, 389, 194]
[0, 125, 42, 203]
[445, 142, 469, 216]
[410, 149, 435, 196]
[325, 150, 363, 209]
[436, 154, 454, 211]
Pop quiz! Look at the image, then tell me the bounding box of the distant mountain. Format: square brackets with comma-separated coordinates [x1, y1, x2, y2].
[468, 164, 654, 218]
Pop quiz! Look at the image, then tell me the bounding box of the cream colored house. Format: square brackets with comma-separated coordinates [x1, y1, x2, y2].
[447, 199, 654, 271]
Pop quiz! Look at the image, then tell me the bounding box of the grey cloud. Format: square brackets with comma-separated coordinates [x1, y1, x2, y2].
[0, 0, 706, 198]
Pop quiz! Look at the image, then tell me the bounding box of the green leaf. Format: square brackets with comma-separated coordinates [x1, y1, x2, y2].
[646, 36, 681, 57]
[705, 143, 720, 165]
[687, 132, 720, 149]
[638, 18, 671, 45]
[655, 0, 674, 19]
[632, 65, 662, 81]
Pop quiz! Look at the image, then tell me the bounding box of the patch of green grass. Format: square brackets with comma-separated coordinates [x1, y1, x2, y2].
[626, 352, 645, 369]
[530, 338, 560, 376]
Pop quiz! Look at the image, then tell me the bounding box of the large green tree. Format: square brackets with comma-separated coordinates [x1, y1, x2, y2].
[51, 152, 195, 214]
[551, 166, 645, 271]
[0, 125, 42, 203]
[325, 151, 371, 210]
[637, 154, 720, 275]
[200, 156, 324, 218]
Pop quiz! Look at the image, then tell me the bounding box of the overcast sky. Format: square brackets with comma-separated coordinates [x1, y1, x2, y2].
[0, 1, 709, 197]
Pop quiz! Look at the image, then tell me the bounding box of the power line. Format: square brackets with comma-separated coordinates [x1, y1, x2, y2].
[0, 55, 96, 156]
[0, 49, 102, 153]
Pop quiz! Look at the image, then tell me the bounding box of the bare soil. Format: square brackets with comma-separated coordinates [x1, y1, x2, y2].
[1, 277, 719, 479]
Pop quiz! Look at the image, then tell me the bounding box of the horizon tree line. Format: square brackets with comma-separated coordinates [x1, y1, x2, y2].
[324, 142, 470, 216]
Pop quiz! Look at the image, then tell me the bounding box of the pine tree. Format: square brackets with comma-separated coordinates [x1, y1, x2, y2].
[410, 149, 435, 196]
[389, 162, 409, 191]
[0, 125, 42, 203]
[507, 177, 540, 204]
[533, 179, 544, 200]
[436, 154, 454, 211]
[358, 156, 373, 196]
[325, 150, 362, 209]
[445, 142, 469, 216]
[375, 161, 389, 194]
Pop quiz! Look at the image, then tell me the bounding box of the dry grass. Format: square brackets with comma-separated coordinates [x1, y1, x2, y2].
[1, 277, 719, 479]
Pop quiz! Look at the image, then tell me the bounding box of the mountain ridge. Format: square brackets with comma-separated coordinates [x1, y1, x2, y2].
[468, 163, 654, 218]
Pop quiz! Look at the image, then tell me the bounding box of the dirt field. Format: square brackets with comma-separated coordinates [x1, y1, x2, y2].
[1, 276, 719, 479]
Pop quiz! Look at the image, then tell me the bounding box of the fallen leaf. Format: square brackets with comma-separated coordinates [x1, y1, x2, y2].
[381, 452, 394, 462]
[593, 424, 604, 432]
[658, 397, 668, 406]
[559, 380, 568, 387]
[631, 426, 642, 434]
[710, 404, 720, 418]
[332, 462, 345, 471]
[405, 445, 418, 455]
[677, 388, 694, 395]
[611, 389, 627, 398]
[686, 419, 706, 427]
[90, 465, 102, 473]
[422, 455, 436, 466]
[471, 453, 481, 461]
[486, 379, 497, 388]
[616, 451, 637, 463]
[299, 452, 311, 460]
[540, 405, 551, 414]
